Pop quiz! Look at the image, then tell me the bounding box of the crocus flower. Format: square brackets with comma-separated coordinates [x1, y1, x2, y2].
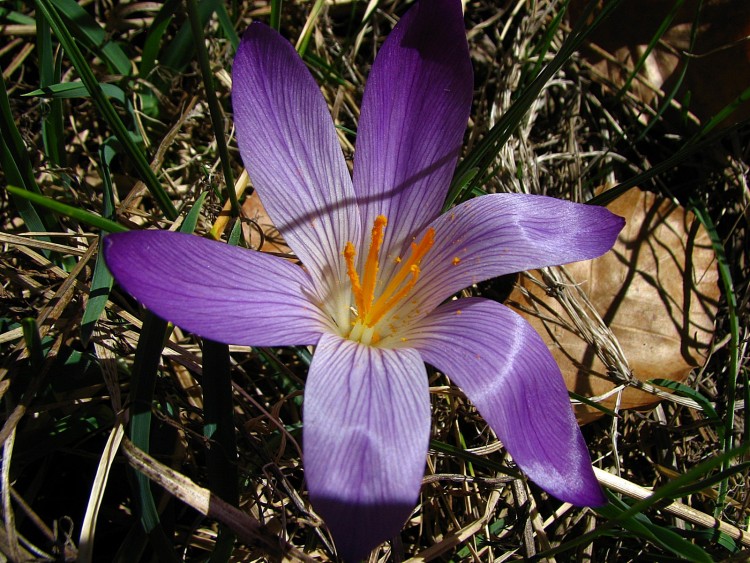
[105, 0, 624, 559]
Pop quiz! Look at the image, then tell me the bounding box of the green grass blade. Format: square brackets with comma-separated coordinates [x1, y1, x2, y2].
[447, 0, 624, 208]
[227, 218, 243, 246]
[21, 318, 45, 373]
[24, 81, 128, 102]
[1, 144, 50, 238]
[212, 0, 239, 49]
[161, 0, 211, 72]
[0, 75, 43, 196]
[1, 72, 56, 237]
[650, 379, 723, 441]
[0, 7, 35, 25]
[180, 192, 209, 235]
[569, 391, 619, 418]
[543, 445, 750, 559]
[128, 313, 177, 562]
[140, 15, 174, 78]
[5, 185, 128, 233]
[636, 0, 702, 142]
[690, 202, 740, 515]
[612, 444, 750, 521]
[429, 439, 522, 479]
[522, 0, 569, 91]
[81, 244, 114, 348]
[296, 0, 326, 56]
[50, 0, 131, 75]
[670, 462, 750, 498]
[34, 0, 177, 220]
[595, 495, 713, 562]
[186, 0, 238, 216]
[615, 0, 686, 99]
[202, 340, 238, 562]
[589, 119, 748, 207]
[305, 52, 354, 88]
[37, 12, 65, 168]
[692, 84, 750, 141]
[80, 142, 117, 346]
[270, 0, 282, 31]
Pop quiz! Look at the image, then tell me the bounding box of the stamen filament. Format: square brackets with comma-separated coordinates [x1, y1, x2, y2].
[344, 220, 435, 338]
[344, 242, 365, 314]
[361, 216, 387, 315]
[372, 227, 434, 310]
[366, 264, 420, 326]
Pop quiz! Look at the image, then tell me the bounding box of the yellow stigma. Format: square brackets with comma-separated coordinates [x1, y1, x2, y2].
[344, 216, 435, 331]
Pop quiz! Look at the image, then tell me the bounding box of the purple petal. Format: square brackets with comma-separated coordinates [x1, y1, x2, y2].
[405, 298, 606, 506]
[352, 0, 472, 274]
[304, 333, 430, 560]
[413, 193, 625, 313]
[104, 231, 326, 346]
[232, 23, 360, 296]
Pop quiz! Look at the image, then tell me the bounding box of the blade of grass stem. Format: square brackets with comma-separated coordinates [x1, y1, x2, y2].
[81, 143, 118, 346]
[447, 0, 624, 208]
[295, 0, 326, 56]
[37, 13, 65, 169]
[24, 81, 128, 102]
[588, 118, 749, 207]
[50, 0, 131, 75]
[636, 0, 702, 142]
[186, 0, 238, 216]
[670, 462, 750, 499]
[181, 192, 209, 234]
[6, 185, 128, 233]
[111, 524, 148, 562]
[21, 318, 44, 373]
[615, 0, 686, 100]
[569, 391, 619, 418]
[429, 439, 522, 479]
[649, 379, 723, 441]
[541, 443, 750, 559]
[174, 192, 240, 559]
[81, 244, 114, 347]
[0, 74, 38, 192]
[0, 74, 55, 235]
[78, 424, 125, 563]
[201, 340, 238, 562]
[305, 52, 354, 88]
[128, 313, 177, 562]
[1, 148, 51, 241]
[270, 0, 282, 31]
[212, 0, 239, 49]
[34, 0, 177, 220]
[161, 0, 211, 72]
[613, 445, 750, 522]
[0, 7, 35, 25]
[120, 195, 208, 556]
[689, 84, 750, 141]
[522, 0, 568, 90]
[593, 495, 713, 562]
[141, 15, 173, 78]
[227, 218, 243, 246]
[120, 438, 316, 561]
[690, 202, 739, 516]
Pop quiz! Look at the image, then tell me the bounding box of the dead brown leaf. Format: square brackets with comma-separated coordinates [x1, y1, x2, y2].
[241, 190, 293, 255]
[508, 188, 720, 423]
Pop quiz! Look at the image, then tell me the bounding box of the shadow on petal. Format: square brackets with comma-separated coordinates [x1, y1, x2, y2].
[313, 497, 416, 562]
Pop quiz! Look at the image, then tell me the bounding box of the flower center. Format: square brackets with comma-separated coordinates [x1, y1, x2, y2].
[343, 215, 434, 345]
